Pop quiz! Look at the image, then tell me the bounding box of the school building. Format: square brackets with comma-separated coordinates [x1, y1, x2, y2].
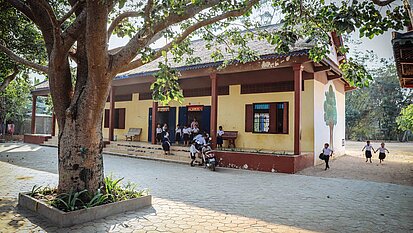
[28, 26, 352, 173]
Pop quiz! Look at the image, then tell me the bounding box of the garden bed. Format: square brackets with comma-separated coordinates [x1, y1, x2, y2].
[17, 176, 151, 227]
[18, 192, 151, 227]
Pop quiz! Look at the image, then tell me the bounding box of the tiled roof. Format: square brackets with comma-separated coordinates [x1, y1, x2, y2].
[35, 80, 49, 89]
[117, 24, 313, 79]
[34, 24, 314, 91]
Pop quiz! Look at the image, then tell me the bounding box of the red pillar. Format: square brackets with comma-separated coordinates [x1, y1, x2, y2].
[109, 87, 115, 141]
[51, 112, 56, 136]
[31, 95, 37, 134]
[210, 73, 218, 149]
[293, 64, 303, 155]
[151, 102, 158, 144]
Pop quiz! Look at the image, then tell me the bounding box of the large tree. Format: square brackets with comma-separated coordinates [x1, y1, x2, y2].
[0, 0, 409, 194]
[346, 60, 413, 141]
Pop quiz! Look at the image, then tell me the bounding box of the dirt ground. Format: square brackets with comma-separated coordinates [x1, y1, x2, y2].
[297, 141, 413, 186]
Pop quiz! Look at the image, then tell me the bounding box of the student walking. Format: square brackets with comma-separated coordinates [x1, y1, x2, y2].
[161, 126, 171, 155]
[362, 140, 374, 163]
[322, 143, 333, 170]
[375, 142, 389, 164]
[189, 141, 199, 167]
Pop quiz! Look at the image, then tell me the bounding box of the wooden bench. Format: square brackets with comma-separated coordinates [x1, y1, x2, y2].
[124, 128, 142, 141]
[221, 131, 238, 148]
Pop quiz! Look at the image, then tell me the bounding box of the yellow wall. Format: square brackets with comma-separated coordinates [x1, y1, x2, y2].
[103, 93, 153, 140]
[103, 81, 316, 153]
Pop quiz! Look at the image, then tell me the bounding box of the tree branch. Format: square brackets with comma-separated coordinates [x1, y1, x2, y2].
[118, 0, 259, 73]
[371, 0, 397, 6]
[31, 0, 59, 28]
[0, 43, 48, 73]
[0, 66, 19, 92]
[6, 0, 36, 23]
[61, 9, 87, 53]
[107, 11, 144, 39]
[109, 0, 228, 74]
[58, 1, 80, 25]
[143, 0, 154, 26]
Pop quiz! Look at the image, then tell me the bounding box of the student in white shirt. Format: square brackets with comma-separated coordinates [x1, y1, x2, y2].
[217, 126, 224, 148]
[189, 142, 199, 167]
[362, 140, 374, 163]
[175, 124, 182, 145]
[156, 124, 163, 144]
[322, 143, 333, 170]
[182, 125, 191, 146]
[374, 142, 389, 164]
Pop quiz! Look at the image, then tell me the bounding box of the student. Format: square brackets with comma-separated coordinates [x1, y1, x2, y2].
[322, 143, 333, 170]
[156, 124, 163, 144]
[375, 142, 389, 164]
[182, 125, 191, 146]
[175, 124, 182, 145]
[161, 126, 171, 155]
[191, 118, 199, 129]
[162, 123, 168, 132]
[217, 126, 224, 148]
[362, 140, 374, 163]
[189, 141, 199, 167]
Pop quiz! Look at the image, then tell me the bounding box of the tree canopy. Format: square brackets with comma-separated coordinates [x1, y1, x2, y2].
[346, 59, 413, 141]
[397, 104, 413, 132]
[0, 1, 47, 91]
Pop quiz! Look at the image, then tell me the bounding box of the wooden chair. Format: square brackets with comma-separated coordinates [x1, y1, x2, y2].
[221, 131, 238, 148]
[124, 128, 142, 141]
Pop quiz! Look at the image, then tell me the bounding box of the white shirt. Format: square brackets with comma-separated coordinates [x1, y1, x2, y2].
[192, 127, 199, 134]
[323, 148, 333, 156]
[190, 144, 199, 153]
[378, 147, 387, 153]
[183, 128, 191, 134]
[217, 130, 224, 136]
[176, 128, 182, 134]
[156, 128, 162, 134]
[363, 145, 373, 151]
[193, 134, 206, 145]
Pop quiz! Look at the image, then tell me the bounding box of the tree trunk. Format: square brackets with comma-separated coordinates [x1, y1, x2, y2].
[329, 124, 334, 149]
[57, 84, 109, 194]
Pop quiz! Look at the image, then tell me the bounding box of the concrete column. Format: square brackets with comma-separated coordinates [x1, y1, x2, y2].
[31, 95, 37, 134]
[293, 64, 303, 155]
[151, 101, 158, 144]
[210, 73, 218, 149]
[109, 87, 115, 141]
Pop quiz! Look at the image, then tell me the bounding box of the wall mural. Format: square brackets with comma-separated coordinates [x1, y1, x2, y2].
[324, 85, 337, 149]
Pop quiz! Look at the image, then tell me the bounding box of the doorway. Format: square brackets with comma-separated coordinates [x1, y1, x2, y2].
[148, 107, 176, 142]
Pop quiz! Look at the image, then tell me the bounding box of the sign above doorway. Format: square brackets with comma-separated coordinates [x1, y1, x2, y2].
[157, 106, 170, 112]
[188, 105, 203, 112]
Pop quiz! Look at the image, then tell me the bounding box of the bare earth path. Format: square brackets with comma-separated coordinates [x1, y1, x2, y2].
[0, 142, 412, 232]
[298, 141, 413, 186]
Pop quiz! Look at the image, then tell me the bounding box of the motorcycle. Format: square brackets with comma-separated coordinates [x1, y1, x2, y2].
[201, 143, 217, 171]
